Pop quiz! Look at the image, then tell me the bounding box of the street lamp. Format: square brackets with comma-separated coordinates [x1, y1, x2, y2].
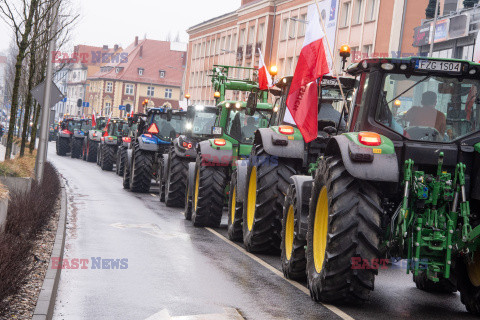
[185, 93, 191, 106]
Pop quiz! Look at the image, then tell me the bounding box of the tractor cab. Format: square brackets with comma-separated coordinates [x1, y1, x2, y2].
[95, 117, 107, 131]
[345, 57, 480, 176]
[80, 119, 93, 133]
[142, 108, 187, 143]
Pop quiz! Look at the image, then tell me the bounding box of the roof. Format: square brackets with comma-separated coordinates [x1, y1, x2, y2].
[89, 39, 185, 88]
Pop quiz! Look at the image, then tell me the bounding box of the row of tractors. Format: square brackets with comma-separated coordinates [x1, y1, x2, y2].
[55, 56, 480, 315]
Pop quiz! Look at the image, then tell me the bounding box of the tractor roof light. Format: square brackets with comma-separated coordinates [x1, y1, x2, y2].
[235, 102, 242, 109]
[279, 125, 295, 135]
[358, 132, 382, 146]
[381, 63, 395, 71]
[340, 45, 351, 58]
[213, 138, 226, 146]
[225, 102, 231, 108]
[147, 123, 159, 134]
[394, 100, 401, 107]
[185, 93, 191, 99]
[214, 91, 221, 99]
[270, 65, 278, 76]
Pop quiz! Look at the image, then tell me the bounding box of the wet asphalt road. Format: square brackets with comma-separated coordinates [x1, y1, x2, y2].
[48, 142, 477, 320]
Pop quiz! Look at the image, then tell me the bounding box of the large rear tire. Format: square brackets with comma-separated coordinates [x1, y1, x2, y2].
[56, 137, 69, 156]
[184, 176, 193, 220]
[123, 153, 131, 190]
[307, 156, 382, 303]
[243, 144, 297, 253]
[101, 145, 115, 171]
[165, 150, 188, 208]
[71, 138, 83, 159]
[116, 146, 127, 176]
[130, 146, 153, 193]
[191, 154, 227, 228]
[281, 184, 307, 280]
[227, 171, 243, 241]
[414, 271, 457, 293]
[86, 140, 98, 163]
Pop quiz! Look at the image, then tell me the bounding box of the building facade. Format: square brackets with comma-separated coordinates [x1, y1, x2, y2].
[185, 0, 429, 106]
[86, 37, 186, 117]
[53, 67, 68, 121]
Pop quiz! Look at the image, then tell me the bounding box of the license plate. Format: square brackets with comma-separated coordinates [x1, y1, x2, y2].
[415, 60, 462, 73]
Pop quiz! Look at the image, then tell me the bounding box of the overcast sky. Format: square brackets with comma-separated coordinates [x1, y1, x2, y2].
[0, 0, 241, 54]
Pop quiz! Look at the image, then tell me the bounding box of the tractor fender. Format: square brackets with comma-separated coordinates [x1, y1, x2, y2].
[233, 160, 249, 202]
[73, 132, 84, 139]
[58, 132, 71, 139]
[291, 175, 314, 241]
[88, 131, 101, 141]
[104, 138, 118, 145]
[198, 140, 233, 166]
[126, 148, 133, 168]
[326, 135, 399, 183]
[162, 153, 169, 183]
[187, 162, 196, 199]
[254, 128, 304, 159]
[138, 135, 160, 152]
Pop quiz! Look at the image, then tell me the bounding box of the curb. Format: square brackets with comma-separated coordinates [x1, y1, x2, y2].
[32, 177, 68, 320]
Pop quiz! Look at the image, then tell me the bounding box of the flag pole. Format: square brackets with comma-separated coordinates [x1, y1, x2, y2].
[314, 0, 348, 115]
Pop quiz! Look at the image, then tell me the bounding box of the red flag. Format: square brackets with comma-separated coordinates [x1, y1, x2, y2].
[286, 6, 330, 143]
[257, 48, 273, 90]
[92, 111, 96, 127]
[104, 113, 112, 131]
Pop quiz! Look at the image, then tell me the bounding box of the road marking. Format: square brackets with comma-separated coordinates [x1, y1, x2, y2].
[151, 193, 157, 198]
[205, 228, 355, 320]
[145, 307, 244, 320]
[111, 223, 190, 240]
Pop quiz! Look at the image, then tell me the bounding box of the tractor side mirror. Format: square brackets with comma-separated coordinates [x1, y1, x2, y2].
[167, 109, 173, 122]
[246, 92, 258, 116]
[211, 126, 223, 136]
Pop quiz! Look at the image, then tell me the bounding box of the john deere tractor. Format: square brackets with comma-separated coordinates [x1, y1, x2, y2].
[283, 57, 480, 314]
[238, 76, 355, 253]
[123, 107, 187, 193]
[116, 115, 137, 176]
[82, 116, 106, 162]
[185, 65, 275, 227]
[56, 118, 80, 156]
[160, 105, 218, 208]
[71, 119, 91, 159]
[98, 118, 127, 171]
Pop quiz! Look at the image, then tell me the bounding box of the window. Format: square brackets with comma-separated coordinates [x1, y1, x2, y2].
[206, 41, 211, 56]
[279, 58, 285, 75]
[248, 26, 255, 44]
[289, 17, 297, 39]
[116, 67, 122, 73]
[147, 86, 155, 97]
[138, 68, 144, 76]
[226, 35, 231, 52]
[125, 84, 134, 95]
[165, 88, 173, 99]
[215, 38, 220, 55]
[106, 82, 113, 93]
[201, 42, 206, 57]
[353, 0, 364, 24]
[105, 102, 111, 115]
[365, 0, 376, 21]
[444, 0, 457, 15]
[239, 29, 246, 46]
[341, 2, 351, 27]
[231, 34, 237, 51]
[281, 18, 289, 40]
[298, 14, 307, 36]
[159, 70, 166, 78]
[287, 57, 293, 75]
[362, 45, 372, 58]
[258, 23, 265, 43]
[220, 37, 225, 53]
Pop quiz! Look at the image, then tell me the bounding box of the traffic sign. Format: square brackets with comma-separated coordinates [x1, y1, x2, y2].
[82, 102, 90, 108]
[31, 80, 64, 108]
[119, 105, 126, 110]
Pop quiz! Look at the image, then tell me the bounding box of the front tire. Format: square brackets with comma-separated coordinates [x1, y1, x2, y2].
[86, 140, 98, 162]
[116, 146, 127, 176]
[165, 150, 188, 207]
[457, 247, 480, 314]
[307, 156, 382, 303]
[227, 171, 243, 241]
[281, 184, 307, 280]
[130, 146, 153, 193]
[71, 138, 83, 159]
[56, 137, 69, 156]
[191, 154, 227, 228]
[101, 145, 115, 171]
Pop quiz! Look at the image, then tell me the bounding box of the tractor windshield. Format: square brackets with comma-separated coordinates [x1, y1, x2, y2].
[68, 121, 82, 132]
[191, 109, 217, 136]
[153, 114, 185, 141]
[81, 121, 92, 131]
[226, 109, 272, 144]
[376, 74, 480, 142]
[96, 119, 107, 130]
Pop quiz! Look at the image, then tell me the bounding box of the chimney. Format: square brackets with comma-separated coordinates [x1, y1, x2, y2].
[135, 36, 139, 46]
[139, 45, 143, 58]
[114, 44, 119, 52]
[103, 45, 108, 50]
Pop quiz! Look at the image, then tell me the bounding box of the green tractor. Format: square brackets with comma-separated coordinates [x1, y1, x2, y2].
[160, 105, 218, 207]
[239, 76, 355, 253]
[284, 57, 480, 314]
[116, 115, 138, 177]
[98, 118, 128, 171]
[71, 119, 92, 159]
[82, 116, 107, 162]
[185, 65, 275, 227]
[123, 107, 188, 193]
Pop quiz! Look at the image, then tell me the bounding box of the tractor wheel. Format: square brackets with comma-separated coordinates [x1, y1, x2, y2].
[86, 140, 98, 163]
[158, 159, 166, 202]
[130, 146, 153, 193]
[123, 154, 131, 190]
[306, 156, 382, 303]
[101, 145, 115, 171]
[227, 171, 243, 241]
[281, 184, 307, 280]
[414, 271, 457, 293]
[184, 179, 193, 220]
[71, 138, 83, 159]
[243, 144, 297, 253]
[96, 144, 102, 166]
[82, 140, 87, 161]
[191, 154, 227, 228]
[116, 147, 127, 176]
[56, 137, 69, 156]
[165, 150, 188, 207]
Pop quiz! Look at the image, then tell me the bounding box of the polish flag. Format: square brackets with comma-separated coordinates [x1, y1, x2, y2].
[105, 113, 112, 131]
[286, 6, 330, 143]
[257, 48, 273, 90]
[91, 111, 97, 127]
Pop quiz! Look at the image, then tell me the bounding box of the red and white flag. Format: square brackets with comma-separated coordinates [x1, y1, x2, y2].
[257, 48, 273, 90]
[105, 112, 112, 131]
[286, 5, 330, 143]
[91, 111, 97, 127]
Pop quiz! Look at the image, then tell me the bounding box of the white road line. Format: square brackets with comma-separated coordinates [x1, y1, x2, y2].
[205, 227, 355, 320]
[150, 193, 157, 198]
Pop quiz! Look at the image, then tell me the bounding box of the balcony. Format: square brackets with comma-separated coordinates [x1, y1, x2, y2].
[245, 44, 253, 59]
[236, 46, 243, 61]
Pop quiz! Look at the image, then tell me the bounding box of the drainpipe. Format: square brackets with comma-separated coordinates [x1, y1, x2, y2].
[398, 0, 408, 54]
